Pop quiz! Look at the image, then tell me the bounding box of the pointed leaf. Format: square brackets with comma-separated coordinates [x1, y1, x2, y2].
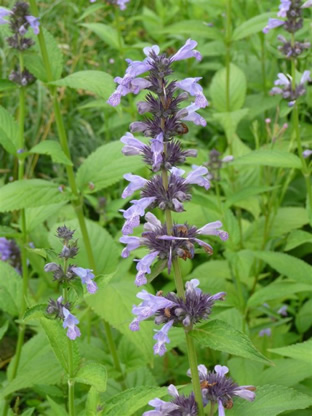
[30, 140, 72, 165]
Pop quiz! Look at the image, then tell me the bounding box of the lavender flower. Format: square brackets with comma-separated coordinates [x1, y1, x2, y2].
[143, 384, 197, 416]
[263, 18, 285, 34]
[72, 267, 98, 294]
[89, 0, 130, 10]
[0, 237, 21, 271]
[302, 0, 312, 7]
[171, 38, 202, 62]
[302, 149, 312, 158]
[0, 8, 11, 24]
[270, 71, 311, 106]
[62, 307, 81, 340]
[175, 77, 209, 108]
[129, 280, 225, 355]
[189, 364, 256, 413]
[25, 15, 40, 35]
[120, 197, 156, 235]
[277, 305, 288, 316]
[263, 0, 304, 34]
[259, 328, 272, 337]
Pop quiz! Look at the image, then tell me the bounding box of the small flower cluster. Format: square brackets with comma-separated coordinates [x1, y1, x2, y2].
[0, 237, 21, 272]
[0, 1, 39, 86]
[44, 226, 98, 340]
[144, 365, 256, 416]
[89, 0, 130, 11]
[129, 279, 225, 356]
[270, 71, 311, 107]
[205, 149, 234, 182]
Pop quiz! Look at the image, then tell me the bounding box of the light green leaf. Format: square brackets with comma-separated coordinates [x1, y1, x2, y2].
[285, 230, 312, 251]
[210, 64, 247, 112]
[0, 321, 9, 342]
[3, 334, 63, 397]
[75, 361, 107, 392]
[188, 260, 230, 293]
[102, 386, 167, 416]
[296, 299, 312, 333]
[50, 71, 115, 100]
[81, 23, 121, 50]
[24, 29, 63, 82]
[250, 251, 312, 285]
[40, 318, 81, 374]
[230, 384, 312, 416]
[213, 109, 249, 139]
[232, 12, 276, 40]
[76, 141, 142, 194]
[49, 219, 118, 275]
[47, 397, 68, 416]
[0, 262, 22, 316]
[0, 105, 18, 153]
[25, 202, 67, 232]
[248, 280, 312, 307]
[160, 20, 222, 39]
[29, 141, 72, 165]
[256, 359, 312, 387]
[23, 304, 47, 321]
[232, 150, 301, 169]
[0, 79, 17, 92]
[77, 4, 105, 21]
[190, 319, 270, 364]
[225, 186, 278, 208]
[268, 339, 312, 363]
[0, 179, 72, 212]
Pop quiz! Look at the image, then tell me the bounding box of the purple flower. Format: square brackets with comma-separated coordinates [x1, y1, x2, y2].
[120, 132, 145, 156]
[197, 220, 229, 241]
[222, 155, 234, 163]
[134, 250, 159, 286]
[122, 174, 147, 198]
[120, 235, 142, 258]
[181, 103, 207, 126]
[72, 267, 98, 294]
[277, 0, 291, 17]
[184, 165, 211, 190]
[107, 75, 152, 106]
[25, 15, 40, 35]
[0, 8, 11, 24]
[263, 18, 285, 34]
[153, 320, 174, 356]
[62, 307, 81, 340]
[176, 77, 209, 108]
[144, 212, 161, 232]
[259, 328, 272, 337]
[0, 237, 12, 261]
[302, 0, 312, 7]
[171, 38, 202, 62]
[302, 149, 312, 158]
[300, 70, 311, 84]
[116, 0, 130, 10]
[129, 289, 176, 330]
[120, 197, 156, 234]
[150, 133, 164, 171]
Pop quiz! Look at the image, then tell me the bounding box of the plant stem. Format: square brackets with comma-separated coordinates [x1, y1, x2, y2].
[161, 164, 204, 416]
[209, 402, 215, 416]
[28, 0, 124, 385]
[63, 285, 75, 416]
[225, 0, 232, 113]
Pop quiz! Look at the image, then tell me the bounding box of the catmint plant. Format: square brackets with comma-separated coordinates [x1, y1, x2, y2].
[0, 237, 21, 272]
[108, 39, 234, 415]
[44, 225, 98, 341]
[89, 0, 130, 10]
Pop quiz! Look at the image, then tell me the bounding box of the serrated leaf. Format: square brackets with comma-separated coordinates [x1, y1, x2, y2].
[250, 251, 312, 285]
[190, 319, 270, 364]
[232, 150, 301, 169]
[210, 64, 247, 112]
[29, 140, 72, 165]
[256, 359, 312, 387]
[50, 71, 115, 100]
[230, 384, 312, 416]
[102, 386, 167, 416]
[76, 141, 142, 194]
[23, 304, 47, 321]
[0, 179, 72, 212]
[40, 318, 81, 374]
[24, 28, 63, 82]
[268, 339, 312, 363]
[75, 361, 107, 392]
[25, 202, 67, 232]
[81, 23, 121, 50]
[248, 280, 312, 307]
[232, 12, 276, 40]
[285, 230, 312, 251]
[0, 262, 22, 316]
[3, 334, 63, 397]
[0, 105, 18, 152]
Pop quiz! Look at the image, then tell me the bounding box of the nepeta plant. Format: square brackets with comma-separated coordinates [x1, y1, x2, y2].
[108, 39, 256, 415]
[89, 0, 130, 10]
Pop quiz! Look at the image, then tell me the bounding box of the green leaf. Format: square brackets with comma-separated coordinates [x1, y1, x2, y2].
[29, 140, 72, 165]
[0, 321, 9, 342]
[81, 23, 121, 50]
[160, 20, 222, 39]
[0, 79, 18, 92]
[0, 105, 19, 153]
[0, 179, 72, 212]
[230, 384, 312, 416]
[213, 109, 249, 139]
[76, 141, 142, 194]
[50, 71, 115, 100]
[190, 319, 270, 364]
[75, 361, 107, 392]
[285, 230, 312, 251]
[25, 202, 67, 232]
[40, 318, 81, 374]
[248, 280, 312, 307]
[210, 64, 247, 112]
[24, 29, 63, 82]
[256, 359, 312, 387]
[77, 3, 105, 21]
[232, 12, 276, 40]
[296, 299, 312, 333]
[49, 219, 118, 275]
[23, 304, 47, 321]
[250, 251, 312, 285]
[225, 186, 278, 208]
[102, 386, 167, 416]
[47, 397, 68, 416]
[268, 339, 312, 363]
[0, 262, 22, 316]
[3, 334, 63, 397]
[232, 150, 301, 169]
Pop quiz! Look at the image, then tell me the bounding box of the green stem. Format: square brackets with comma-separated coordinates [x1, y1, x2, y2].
[63, 285, 75, 416]
[28, 0, 124, 385]
[161, 165, 204, 416]
[225, 0, 232, 114]
[209, 402, 215, 416]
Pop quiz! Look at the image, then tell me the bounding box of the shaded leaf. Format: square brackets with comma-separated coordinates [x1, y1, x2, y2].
[30, 140, 72, 165]
[268, 339, 312, 363]
[232, 150, 301, 169]
[0, 262, 22, 316]
[75, 361, 107, 392]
